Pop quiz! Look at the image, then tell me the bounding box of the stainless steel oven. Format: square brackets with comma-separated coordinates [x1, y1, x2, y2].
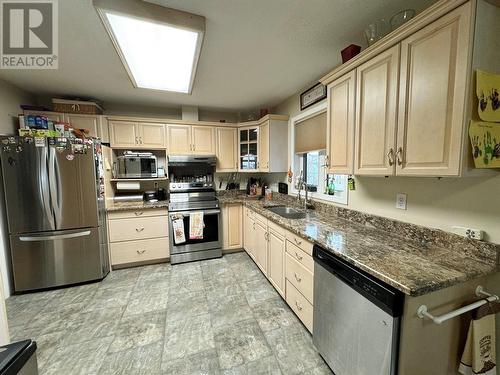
[167, 155, 222, 264]
[168, 207, 221, 264]
[116, 152, 157, 178]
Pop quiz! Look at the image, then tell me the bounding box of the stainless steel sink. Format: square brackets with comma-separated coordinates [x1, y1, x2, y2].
[266, 206, 308, 219]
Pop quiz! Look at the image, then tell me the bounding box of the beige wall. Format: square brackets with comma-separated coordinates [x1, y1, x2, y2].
[273, 92, 500, 245]
[0, 79, 34, 135]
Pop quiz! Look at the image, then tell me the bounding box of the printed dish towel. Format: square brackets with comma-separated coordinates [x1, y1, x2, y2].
[172, 217, 186, 245]
[459, 301, 499, 375]
[189, 211, 204, 240]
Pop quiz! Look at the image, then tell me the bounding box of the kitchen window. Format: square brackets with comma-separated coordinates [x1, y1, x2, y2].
[291, 102, 348, 205]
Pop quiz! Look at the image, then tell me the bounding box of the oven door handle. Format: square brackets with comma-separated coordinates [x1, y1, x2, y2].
[169, 209, 221, 216]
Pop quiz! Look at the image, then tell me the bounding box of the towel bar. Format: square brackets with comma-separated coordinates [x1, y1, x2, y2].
[417, 286, 499, 324]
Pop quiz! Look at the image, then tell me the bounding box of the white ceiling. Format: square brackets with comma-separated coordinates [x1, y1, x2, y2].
[0, 0, 437, 113]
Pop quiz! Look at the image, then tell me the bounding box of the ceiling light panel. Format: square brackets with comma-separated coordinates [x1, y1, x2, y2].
[94, 0, 205, 94]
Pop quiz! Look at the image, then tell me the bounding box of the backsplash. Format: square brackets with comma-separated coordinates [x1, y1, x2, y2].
[217, 190, 500, 264]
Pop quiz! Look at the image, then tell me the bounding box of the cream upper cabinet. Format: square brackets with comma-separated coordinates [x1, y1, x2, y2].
[222, 203, 243, 250]
[167, 125, 192, 154]
[109, 121, 138, 148]
[192, 126, 215, 154]
[355, 45, 400, 176]
[216, 127, 238, 172]
[110, 121, 165, 148]
[396, 2, 472, 176]
[64, 114, 99, 138]
[139, 123, 166, 148]
[326, 70, 356, 175]
[259, 121, 270, 171]
[267, 228, 285, 297]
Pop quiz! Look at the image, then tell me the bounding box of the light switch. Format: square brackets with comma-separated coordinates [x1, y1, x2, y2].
[396, 193, 407, 210]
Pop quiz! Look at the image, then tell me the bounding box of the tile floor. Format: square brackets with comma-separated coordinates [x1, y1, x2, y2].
[6, 252, 333, 375]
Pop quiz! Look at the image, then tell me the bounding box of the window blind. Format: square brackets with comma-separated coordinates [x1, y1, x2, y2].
[294, 111, 327, 153]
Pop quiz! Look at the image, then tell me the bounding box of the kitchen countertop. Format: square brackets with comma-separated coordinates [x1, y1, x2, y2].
[218, 195, 499, 296]
[106, 200, 169, 212]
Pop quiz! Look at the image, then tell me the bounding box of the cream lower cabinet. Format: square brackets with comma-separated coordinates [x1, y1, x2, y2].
[222, 203, 243, 250]
[242, 207, 313, 332]
[109, 121, 166, 149]
[107, 208, 169, 267]
[216, 128, 238, 172]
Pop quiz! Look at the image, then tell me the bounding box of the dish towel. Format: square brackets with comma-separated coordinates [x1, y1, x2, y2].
[459, 301, 500, 375]
[172, 217, 186, 245]
[189, 211, 204, 240]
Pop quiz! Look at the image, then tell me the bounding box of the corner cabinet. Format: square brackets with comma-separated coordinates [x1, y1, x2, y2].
[216, 128, 238, 172]
[109, 121, 166, 149]
[326, 70, 356, 175]
[238, 115, 288, 172]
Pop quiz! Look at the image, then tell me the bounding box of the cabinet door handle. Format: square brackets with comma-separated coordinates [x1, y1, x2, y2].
[136, 227, 145, 232]
[294, 273, 302, 283]
[325, 155, 330, 168]
[295, 252, 303, 261]
[137, 249, 146, 254]
[135, 136, 139, 144]
[396, 147, 403, 166]
[134, 211, 143, 216]
[294, 238, 302, 246]
[387, 148, 394, 166]
[295, 301, 303, 311]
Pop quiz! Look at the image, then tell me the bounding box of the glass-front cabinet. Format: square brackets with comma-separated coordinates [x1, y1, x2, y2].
[239, 127, 259, 171]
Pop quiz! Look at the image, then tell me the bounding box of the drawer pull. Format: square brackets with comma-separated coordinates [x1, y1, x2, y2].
[294, 238, 302, 246]
[294, 273, 302, 283]
[295, 301, 303, 311]
[295, 252, 303, 261]
[136, 227, 145, 232]
[137, 250, 146, 254]
[134, 211, 144, 216]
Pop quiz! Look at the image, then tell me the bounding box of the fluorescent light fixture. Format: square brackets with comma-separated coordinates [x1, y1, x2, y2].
[93, 0, 205, 94]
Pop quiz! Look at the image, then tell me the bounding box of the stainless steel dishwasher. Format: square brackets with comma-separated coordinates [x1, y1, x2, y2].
[313, 244, 405, 375]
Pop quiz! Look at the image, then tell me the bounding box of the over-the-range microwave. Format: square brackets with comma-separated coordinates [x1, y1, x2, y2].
[115, 152, 157, 178]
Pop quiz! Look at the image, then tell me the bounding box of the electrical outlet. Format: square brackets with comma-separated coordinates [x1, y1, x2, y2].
[452, 226, 484, 240]
[396, 193, 407, 210]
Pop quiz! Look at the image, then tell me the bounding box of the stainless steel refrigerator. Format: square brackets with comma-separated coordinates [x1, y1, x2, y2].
[0, 137, 109, 292]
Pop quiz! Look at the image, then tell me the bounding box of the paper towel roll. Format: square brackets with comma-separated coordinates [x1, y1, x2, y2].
[116, 181, 141, 191]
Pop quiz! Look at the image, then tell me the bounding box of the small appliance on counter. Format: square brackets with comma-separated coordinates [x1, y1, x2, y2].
[278, 182, 288, 195]
[0, 339, 38, 374]
[115, 151, 157, 179]
[143, 190, 158, 202]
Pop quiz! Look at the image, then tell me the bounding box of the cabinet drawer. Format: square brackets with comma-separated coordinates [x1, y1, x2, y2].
[108, 216, 169, 242]
[285, 231, 313, 256]
[286, 280, 313, 333]
[252, 210, 268, 226]
[286, 240, 314, 273]
[107, 208, 168, 220]
[285, 252, 314, 304]
[110, 237, 169, 265]
[268, 220, 285, 238]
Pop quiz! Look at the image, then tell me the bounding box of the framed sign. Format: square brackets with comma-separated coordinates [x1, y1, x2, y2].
[300, 83, 327, 111]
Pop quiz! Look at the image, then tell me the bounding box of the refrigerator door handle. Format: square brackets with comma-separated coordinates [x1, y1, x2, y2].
[19, 230, 91, 242]
[48, 148, 61, 226]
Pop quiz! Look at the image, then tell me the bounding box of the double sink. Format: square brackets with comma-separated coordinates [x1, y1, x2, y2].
[266, 205, 311, 220]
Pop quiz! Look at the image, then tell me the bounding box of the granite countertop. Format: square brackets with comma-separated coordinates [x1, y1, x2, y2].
[106, 200, 169, 212]
[218, 195, 499, 297]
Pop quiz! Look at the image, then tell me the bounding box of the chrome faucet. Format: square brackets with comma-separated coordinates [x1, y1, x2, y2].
[296, 171, 314, 210]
